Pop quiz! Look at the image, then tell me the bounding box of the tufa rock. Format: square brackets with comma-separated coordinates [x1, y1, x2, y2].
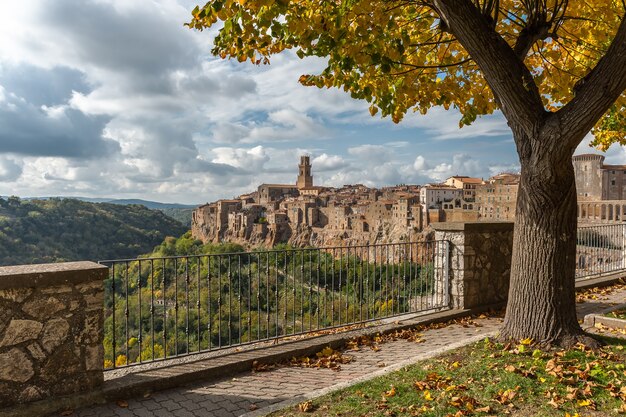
[18, 386, 43, 403]
[22, 297, 65, 320]
[40, 318, 70, 353]
[0, 320, 43, 347]
[26, 343, 46, 361]
[0, 349, 34, 383]
[0, 288, 33, 303]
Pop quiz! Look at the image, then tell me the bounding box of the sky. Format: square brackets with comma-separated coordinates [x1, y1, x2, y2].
[0, 0, 623, 205]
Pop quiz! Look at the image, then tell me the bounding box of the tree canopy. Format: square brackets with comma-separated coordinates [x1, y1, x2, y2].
[189, 0, 626, 346]
[188, 0, 625, 148]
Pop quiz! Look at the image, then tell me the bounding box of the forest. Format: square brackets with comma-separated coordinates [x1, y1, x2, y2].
[0, 196, 188, 266]
[102, 233, 442, 368]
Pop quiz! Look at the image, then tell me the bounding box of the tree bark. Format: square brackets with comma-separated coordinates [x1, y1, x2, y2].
[499, 128, 592, 347]
[432, 0, 626, 347]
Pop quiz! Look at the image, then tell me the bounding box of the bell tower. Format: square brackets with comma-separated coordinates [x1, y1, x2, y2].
[297, 155, 313, 189]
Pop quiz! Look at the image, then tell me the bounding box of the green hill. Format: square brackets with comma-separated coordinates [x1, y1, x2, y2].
[0, 197, 189, 266]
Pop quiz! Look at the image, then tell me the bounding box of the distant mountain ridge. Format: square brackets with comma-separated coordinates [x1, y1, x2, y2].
[1, 196, 198, 209]
[99, 199, 197, 209]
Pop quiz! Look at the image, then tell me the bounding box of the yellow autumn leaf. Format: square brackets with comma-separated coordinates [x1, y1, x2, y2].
[384, 385, 396, 397]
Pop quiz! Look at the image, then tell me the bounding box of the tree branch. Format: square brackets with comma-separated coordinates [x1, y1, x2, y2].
[431, 0, 546, 137]
[557, 15, 626, 149]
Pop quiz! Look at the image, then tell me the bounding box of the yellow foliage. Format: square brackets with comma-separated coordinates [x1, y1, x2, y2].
[188, 0, 626, 146]
[115, 354, 127, 367]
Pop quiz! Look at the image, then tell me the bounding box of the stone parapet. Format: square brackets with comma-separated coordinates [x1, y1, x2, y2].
[432, 222, 514, 309]
[0, 262, 107, 407]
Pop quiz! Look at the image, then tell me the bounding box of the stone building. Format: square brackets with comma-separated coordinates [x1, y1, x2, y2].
[573, 153, 626, 200]
[257, 184, 300, 205]
[444, 176, 483, 201]
[192, 155, 479, 247]
[419, 184, 463, 209]
[475, 173, 520, 221]
[297, 155, 313, 189]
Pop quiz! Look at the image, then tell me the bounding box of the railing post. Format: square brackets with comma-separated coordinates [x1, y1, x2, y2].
[443, 240, 451, 308]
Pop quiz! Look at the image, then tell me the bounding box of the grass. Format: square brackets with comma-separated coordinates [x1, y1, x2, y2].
[605, 309, 626, 320]
[270, 336, 626, 417]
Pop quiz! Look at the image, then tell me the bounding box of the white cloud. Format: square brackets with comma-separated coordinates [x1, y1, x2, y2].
[211, 146, 270, 172]
[413, 155, 428, 171]
[347, 144, 393, 165]
[312, 153, 347, 171]
[0, 156, 22, 181]
[0, 0, 524, 204]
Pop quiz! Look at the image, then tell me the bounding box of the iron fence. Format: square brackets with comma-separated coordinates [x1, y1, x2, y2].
[576, 223, 626, 279]
[100, 240, 450, 369]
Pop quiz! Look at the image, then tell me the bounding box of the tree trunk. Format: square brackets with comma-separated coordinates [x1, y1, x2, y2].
[500, 132, 595, 347]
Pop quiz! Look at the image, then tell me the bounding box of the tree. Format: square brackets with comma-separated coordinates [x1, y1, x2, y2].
[188, 0, 626, 347]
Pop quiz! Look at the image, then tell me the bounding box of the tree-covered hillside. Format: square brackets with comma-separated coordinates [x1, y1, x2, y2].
[0, 197, 189, 266]
[158, 208, 193, 227]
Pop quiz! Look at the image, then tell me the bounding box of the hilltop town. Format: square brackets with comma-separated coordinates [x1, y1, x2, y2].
[191, 156, 520, 247]
[191, 153, 625, 248]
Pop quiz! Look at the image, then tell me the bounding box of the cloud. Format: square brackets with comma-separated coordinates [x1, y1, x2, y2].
[0, 93, 118, 158]
[210, 108, 330, 144]
[412, 153, 484, 182]
[0, 0, 524, 204]
[211, 146, 270, 172]
[413, 155, 428, 171]
[0, 156, 22, 181]
[312, 153, 348, 171]
[348, 144, 393, 165]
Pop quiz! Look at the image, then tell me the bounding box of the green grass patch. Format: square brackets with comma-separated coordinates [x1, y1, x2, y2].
[271, 336, 626, 416]
[605, 309, 626, 320]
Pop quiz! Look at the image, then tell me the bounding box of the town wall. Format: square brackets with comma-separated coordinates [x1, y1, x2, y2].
[0, 262, 106, 408]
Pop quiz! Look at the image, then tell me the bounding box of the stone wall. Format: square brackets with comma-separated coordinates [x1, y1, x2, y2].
[432, 222, 514, 310]
[0, 262, 107, 407]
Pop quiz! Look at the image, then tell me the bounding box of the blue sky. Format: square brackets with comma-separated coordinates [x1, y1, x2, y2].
[0, 0, 622, 205]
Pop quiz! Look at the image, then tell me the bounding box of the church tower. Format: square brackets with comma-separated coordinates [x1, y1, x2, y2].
[297, 155, 313, 189]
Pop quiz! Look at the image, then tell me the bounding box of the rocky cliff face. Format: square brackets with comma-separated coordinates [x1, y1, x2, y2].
[212, 221, 432, 249]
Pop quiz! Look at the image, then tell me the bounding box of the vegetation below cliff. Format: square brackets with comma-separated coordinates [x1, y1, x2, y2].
[103, 233, 436, 367]
[157, 207, 193, 227]
[0, 197, 189, 266]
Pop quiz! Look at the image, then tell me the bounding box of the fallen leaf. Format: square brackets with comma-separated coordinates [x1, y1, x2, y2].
[298, 401, 315, 412]
[116, 400, 129, 408]
[384, 385, 397, 398]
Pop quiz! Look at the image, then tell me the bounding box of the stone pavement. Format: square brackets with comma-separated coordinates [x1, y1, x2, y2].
[69, 285, 626, 417]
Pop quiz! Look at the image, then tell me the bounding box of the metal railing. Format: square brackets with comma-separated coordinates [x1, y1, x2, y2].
[576, 223, 626, 279]
[100, 240, 450, 369]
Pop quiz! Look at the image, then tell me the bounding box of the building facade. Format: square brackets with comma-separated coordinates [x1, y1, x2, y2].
[475, 173, 520, 221]
[573, 154, 626, 201]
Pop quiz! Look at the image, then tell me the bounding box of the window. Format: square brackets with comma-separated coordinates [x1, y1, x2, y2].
[612, 180, 616, 186]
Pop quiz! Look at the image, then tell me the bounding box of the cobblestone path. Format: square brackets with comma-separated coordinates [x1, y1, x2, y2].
[72, 286, 626, 417]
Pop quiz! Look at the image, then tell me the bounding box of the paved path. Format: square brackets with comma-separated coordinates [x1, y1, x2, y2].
[71, 285, 626, 417]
